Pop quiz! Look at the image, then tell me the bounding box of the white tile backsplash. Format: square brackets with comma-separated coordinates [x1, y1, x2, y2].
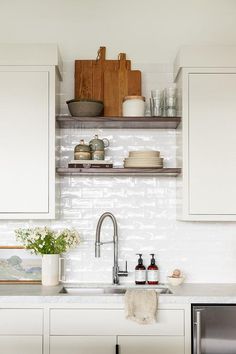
[0, 62, 236, 285]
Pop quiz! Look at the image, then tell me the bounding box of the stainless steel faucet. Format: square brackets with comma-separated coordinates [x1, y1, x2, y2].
[95, 212, 128, 285]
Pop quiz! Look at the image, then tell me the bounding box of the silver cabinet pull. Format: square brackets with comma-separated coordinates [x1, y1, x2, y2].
[196, 310, 202, 354]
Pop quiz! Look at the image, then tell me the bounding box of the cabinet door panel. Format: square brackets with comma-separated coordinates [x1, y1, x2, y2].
[0, 69, 49, 214]
[188, 73, 236, 215]
[0, 336, 42, 354]
[118, 336, 184, 354]
[50, 336, 116, 354]
[0, 309, 43, 334]
[50, 309, 184, 335]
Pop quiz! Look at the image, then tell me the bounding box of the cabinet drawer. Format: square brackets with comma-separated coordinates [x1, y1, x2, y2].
[0, 336, 42, 354]
[0, 309, 43, 334]
[118, 335, 184, 354]
[50, 309, 184, 335]
[50, 336, 116, 354]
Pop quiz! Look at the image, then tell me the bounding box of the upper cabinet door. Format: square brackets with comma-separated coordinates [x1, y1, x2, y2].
[188, 73, 236, 216]
[0, 66, 55, 219]
[177, 68, 236, 220]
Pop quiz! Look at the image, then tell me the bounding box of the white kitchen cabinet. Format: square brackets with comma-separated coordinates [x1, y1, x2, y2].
[0, 308, 43, 354]
[175, 46, 236, 220]
[118, 336, 184, 354]
[50, 336, 116, 354]
[0, 44, 62, 219]
[0, 336, 42, 354]
[50, 335, 184, 354]
[50, 308, 186, 354]
[0, 305, 187, 354]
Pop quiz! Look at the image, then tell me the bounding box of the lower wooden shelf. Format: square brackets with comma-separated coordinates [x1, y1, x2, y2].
[56, 167, 181, 177]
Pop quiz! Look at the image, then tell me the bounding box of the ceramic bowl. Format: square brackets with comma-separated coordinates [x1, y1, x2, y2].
[167, 276, 184, 286]
[129, 151, 160, 157]
[125, 157, 163, 162]
[67, 99, 104, 117]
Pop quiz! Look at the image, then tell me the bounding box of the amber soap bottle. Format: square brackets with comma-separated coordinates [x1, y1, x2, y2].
[147, 254, 159, 285]
[135, 254, 146, 285]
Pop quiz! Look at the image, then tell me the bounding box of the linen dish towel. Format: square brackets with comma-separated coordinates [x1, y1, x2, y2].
[124, 289, 158, 325]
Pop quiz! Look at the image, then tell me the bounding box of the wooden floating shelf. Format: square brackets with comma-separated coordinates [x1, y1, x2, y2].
[56, 116, 181, 129]
[56, 167, 181, 177]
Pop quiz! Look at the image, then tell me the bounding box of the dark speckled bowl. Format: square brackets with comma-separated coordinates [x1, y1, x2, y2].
[66, 99, 104, 117]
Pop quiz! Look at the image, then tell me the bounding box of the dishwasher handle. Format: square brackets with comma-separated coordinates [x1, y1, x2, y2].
[195, 310, 202, 354]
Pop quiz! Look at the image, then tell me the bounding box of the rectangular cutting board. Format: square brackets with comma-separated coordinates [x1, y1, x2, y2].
[74, 47, 131, 102]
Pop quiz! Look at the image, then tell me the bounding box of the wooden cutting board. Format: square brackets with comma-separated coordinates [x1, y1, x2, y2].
[104, 53, 142, 116]
[74, 47, 131, 101]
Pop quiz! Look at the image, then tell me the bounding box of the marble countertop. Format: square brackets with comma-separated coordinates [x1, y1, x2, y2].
[0, 283, 236, 305]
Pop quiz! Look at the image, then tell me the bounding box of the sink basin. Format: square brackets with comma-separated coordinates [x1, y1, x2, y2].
[60, 287, 107, 295]
[59, 286, 172, 296]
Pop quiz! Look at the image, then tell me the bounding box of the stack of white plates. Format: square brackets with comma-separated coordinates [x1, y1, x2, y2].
[124, 151, 163, 168]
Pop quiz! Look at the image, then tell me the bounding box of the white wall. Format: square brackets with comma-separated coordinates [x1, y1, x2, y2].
[1, 0, 236, 62]
[0, 0, 236, 283]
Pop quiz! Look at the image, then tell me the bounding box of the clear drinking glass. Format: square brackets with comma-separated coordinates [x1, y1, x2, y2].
[150, 97, 162, 117]
[150, 89, 164, 116]
[163, 87, 177, 117]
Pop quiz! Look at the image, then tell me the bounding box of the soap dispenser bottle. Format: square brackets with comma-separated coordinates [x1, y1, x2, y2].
[147, 254, 159, 285]
[135, 254, 146, 285]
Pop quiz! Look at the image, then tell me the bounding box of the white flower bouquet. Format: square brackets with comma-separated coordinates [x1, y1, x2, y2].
[15, 227, 81, 255]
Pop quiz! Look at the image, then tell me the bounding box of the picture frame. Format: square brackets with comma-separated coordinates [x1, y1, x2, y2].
[0, 246, 41, 284]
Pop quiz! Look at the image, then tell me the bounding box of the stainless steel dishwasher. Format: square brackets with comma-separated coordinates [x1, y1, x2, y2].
[192, 304, 236, 354]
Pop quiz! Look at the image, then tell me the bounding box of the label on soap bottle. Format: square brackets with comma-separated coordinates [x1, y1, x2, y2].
[135, 269, 146, 282]
[147, 270, 159, 282]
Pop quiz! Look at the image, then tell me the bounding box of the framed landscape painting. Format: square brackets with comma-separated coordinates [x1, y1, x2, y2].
[0, 246, 41, 283]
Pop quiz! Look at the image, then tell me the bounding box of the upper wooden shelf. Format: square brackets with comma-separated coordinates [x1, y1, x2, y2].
[56, 116, 181, 129]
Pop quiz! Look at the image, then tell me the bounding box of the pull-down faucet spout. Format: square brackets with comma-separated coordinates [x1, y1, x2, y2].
[95, 212, 128, 285]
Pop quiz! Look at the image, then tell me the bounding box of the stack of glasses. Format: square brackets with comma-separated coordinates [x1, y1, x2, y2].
[150, 87, 177, 117]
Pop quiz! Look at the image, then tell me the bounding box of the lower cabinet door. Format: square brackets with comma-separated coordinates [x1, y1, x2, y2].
[118, 336, 184, 354]
[0, 336, 42, 354]
[50, 336, 116, 354]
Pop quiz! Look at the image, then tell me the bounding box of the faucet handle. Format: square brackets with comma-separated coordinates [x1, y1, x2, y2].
[118, 261, 128, 277]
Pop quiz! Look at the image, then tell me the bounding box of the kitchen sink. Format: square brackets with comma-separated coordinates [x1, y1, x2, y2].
[59, 286, 173, 296]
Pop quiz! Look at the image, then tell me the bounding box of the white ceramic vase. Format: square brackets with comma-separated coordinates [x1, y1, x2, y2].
[42, 254, 59, 286]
